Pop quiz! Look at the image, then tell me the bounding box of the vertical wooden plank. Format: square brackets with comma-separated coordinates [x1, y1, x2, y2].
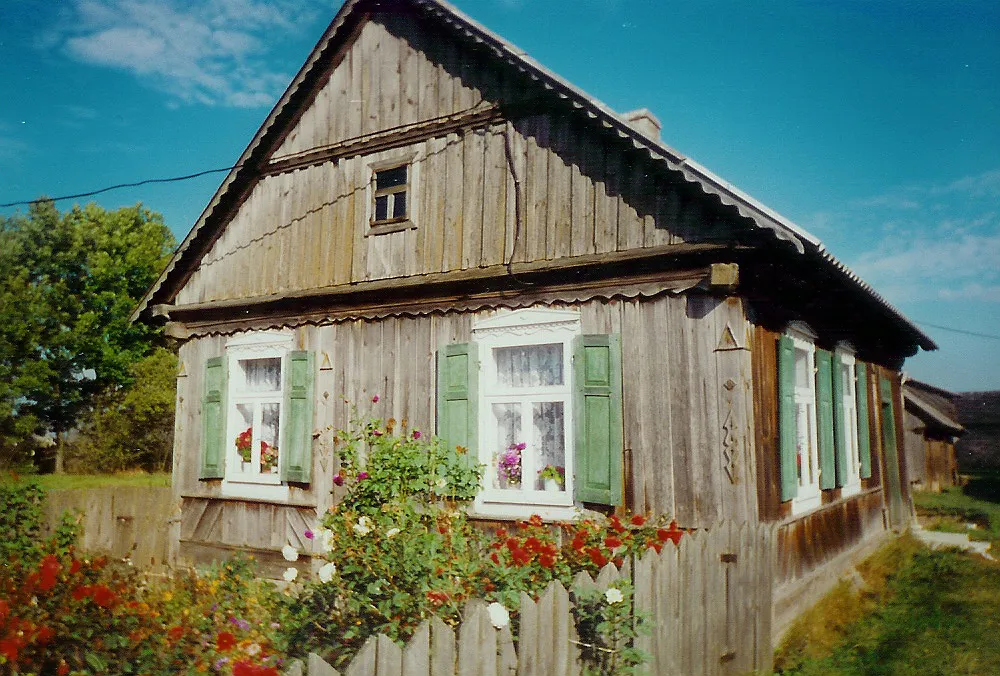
[344, 636, 377, 676]
[331, 48, 349, 144]
[461, 128, 486, 270]
[548, 117, 573, 260]
[570, 130, 597, 257]
[481, 125, 508, 268]
[442, 132, 465, 271]
[398, 19, 420, 128]
[595, 141, 619, 254]
[347, 37, 363, 141]
[429, 617, 455, 676]
[423, 135, 448, 273]
[524, 116, 549, 263]
[403, 622, 430, 676]
[376, 634, 403, 676]
[458, 601, 496, 676]
[379, 22, 401, 133]
[518, 592, 539, 676]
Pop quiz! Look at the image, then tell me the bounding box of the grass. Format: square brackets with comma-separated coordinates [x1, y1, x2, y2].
[3, 471, 171, 491]
[774, 471, 1000, 675]
[913, 470, 1000, 552]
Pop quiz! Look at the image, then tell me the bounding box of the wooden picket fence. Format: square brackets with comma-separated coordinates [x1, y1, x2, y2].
[285, 521, 776, 676]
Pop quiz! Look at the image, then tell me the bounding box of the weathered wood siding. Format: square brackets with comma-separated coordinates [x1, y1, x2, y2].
[172, 292, 757, 565]
[173, 13, 733, 307]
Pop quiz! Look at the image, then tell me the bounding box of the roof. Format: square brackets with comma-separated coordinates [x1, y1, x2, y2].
[130, 0, 936, 353]
[904, 382, 964, 436]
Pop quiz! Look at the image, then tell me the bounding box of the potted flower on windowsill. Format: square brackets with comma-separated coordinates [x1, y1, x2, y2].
[235, 427, 253, 466]
[538, 464, 565, 492]
[497, 442, 525, 489]
[261, 440, 278, 473]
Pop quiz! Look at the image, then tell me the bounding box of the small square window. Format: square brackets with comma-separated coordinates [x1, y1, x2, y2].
[371, 164, 409, 229]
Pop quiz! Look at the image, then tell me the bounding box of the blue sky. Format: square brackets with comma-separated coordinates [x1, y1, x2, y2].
[2, 0, 998, 392]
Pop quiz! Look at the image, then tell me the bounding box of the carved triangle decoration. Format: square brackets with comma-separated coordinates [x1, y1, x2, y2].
[715, 323, 743, 352]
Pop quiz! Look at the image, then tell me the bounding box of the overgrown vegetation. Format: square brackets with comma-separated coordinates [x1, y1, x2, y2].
[776, 473, 1000, 675]
[0, 200, 176, 473]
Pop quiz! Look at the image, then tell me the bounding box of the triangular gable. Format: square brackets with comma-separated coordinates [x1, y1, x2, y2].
[130, 0, 935, 354]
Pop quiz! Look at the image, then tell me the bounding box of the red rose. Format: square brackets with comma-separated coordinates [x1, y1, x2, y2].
[630, 514, 646, 526]
[604, 536, 623, 549]
[168, 626, 185, 641]
[539, 554, 555, 569]
[92, 584, 117, 608]
[72, 585, 92, 601]
[587, 547, 608, 568]
[35, 625, 54, 644]
[524, 537, 542, 553]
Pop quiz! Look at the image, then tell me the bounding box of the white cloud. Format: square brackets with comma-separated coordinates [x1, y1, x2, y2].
[50, 0, 325, 108]
[843, 170, 1000, 304]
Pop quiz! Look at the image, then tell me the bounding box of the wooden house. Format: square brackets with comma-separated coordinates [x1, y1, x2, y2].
[132, 0, 935, 637]
[902, 380, 963, 492]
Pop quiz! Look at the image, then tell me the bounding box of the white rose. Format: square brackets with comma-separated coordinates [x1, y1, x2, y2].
[318, 561, 337, 583]
[385, 527, 401, 538]
[283, 567, 299, 582]
[487, 602, 509, 629]
[282, 544, 299, 562]
[320, 528, 335, 553]
[604, 588, 624, 605]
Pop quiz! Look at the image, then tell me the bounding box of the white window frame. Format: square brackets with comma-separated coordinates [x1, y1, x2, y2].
[221, 330, 293, 502]
[788, 323, 821, 515]
[837, 345, 862, 497]
[471, 308, 581, 521]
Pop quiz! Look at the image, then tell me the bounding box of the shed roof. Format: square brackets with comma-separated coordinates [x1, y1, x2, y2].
[130, 0, 936, 353]
[904, 382, 964, 436]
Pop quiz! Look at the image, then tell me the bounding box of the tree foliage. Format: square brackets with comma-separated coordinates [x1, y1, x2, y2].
[0, 200, 176, 470]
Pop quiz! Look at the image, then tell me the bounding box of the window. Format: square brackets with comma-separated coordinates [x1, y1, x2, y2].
[780, 327, 822, 514]
[436, 308, 623, 520]
[834, 348, 862, 496]
[200, 331, 315, 501]
[368, 159, 416, 235]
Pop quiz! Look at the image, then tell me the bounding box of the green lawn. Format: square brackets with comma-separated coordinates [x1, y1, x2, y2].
[775, 472, 1000, 675]
[7, 471, 171, 491]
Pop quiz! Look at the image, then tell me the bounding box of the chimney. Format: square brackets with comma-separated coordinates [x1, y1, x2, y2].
[621, 108, 662, 141]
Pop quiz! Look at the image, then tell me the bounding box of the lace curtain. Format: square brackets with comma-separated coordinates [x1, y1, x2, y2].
[493, 344, 563, 387]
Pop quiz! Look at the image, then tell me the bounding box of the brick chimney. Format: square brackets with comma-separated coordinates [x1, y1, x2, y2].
[621, 108, 662, 141]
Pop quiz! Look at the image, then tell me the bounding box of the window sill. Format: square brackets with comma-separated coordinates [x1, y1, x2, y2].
[472, 494, 578, 522]
[366, 220, 415, 237]
[221, 480, 290, 503]
[778, 485, 882, 527]
[181, 493, 317, 509]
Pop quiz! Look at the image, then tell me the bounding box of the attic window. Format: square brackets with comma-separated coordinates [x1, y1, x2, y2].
[368, 160, 415, 235]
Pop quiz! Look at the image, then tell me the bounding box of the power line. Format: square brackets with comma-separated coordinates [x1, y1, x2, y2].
[0, 165, 241, 208]
[914, 320, 1000, 341]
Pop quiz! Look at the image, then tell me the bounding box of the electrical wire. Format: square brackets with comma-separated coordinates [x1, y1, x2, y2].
[912, 320, 1000, 341]
[0, 165, 242, 208]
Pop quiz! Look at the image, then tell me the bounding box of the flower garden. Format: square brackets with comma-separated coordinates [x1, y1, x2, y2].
[1, 412, 684, 675]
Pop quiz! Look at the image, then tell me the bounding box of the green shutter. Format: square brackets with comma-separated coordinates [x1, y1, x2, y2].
[831, 353, 849, 488]
[777, 335, 798, 501]
[200, 356, 227, 479]
[280, 351, 314, 484]
[573, 334, 623, 506]
[856, 364, 872, 478]
[436, 343, 479, 458]
[815, 349, 836, 490]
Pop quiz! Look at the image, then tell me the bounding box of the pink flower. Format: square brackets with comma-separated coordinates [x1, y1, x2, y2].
[372, 395, 380, 403]
[372, 429, 383, 437]
[514, 442, 526, 451]
[412, 430, 421, 439]
[358, 471, 369, 480]
[304, 529, 314, 540]
[332, 474, 344, 486]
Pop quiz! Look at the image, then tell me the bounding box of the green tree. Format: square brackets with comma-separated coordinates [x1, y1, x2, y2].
[0, 200, 176, 471]
[69, 347, 178, 473]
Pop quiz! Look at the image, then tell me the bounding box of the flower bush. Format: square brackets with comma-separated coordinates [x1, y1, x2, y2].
[0, 475, 285, 675]
[572, 580, 650, 676]
[279, 411, 684, 671]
